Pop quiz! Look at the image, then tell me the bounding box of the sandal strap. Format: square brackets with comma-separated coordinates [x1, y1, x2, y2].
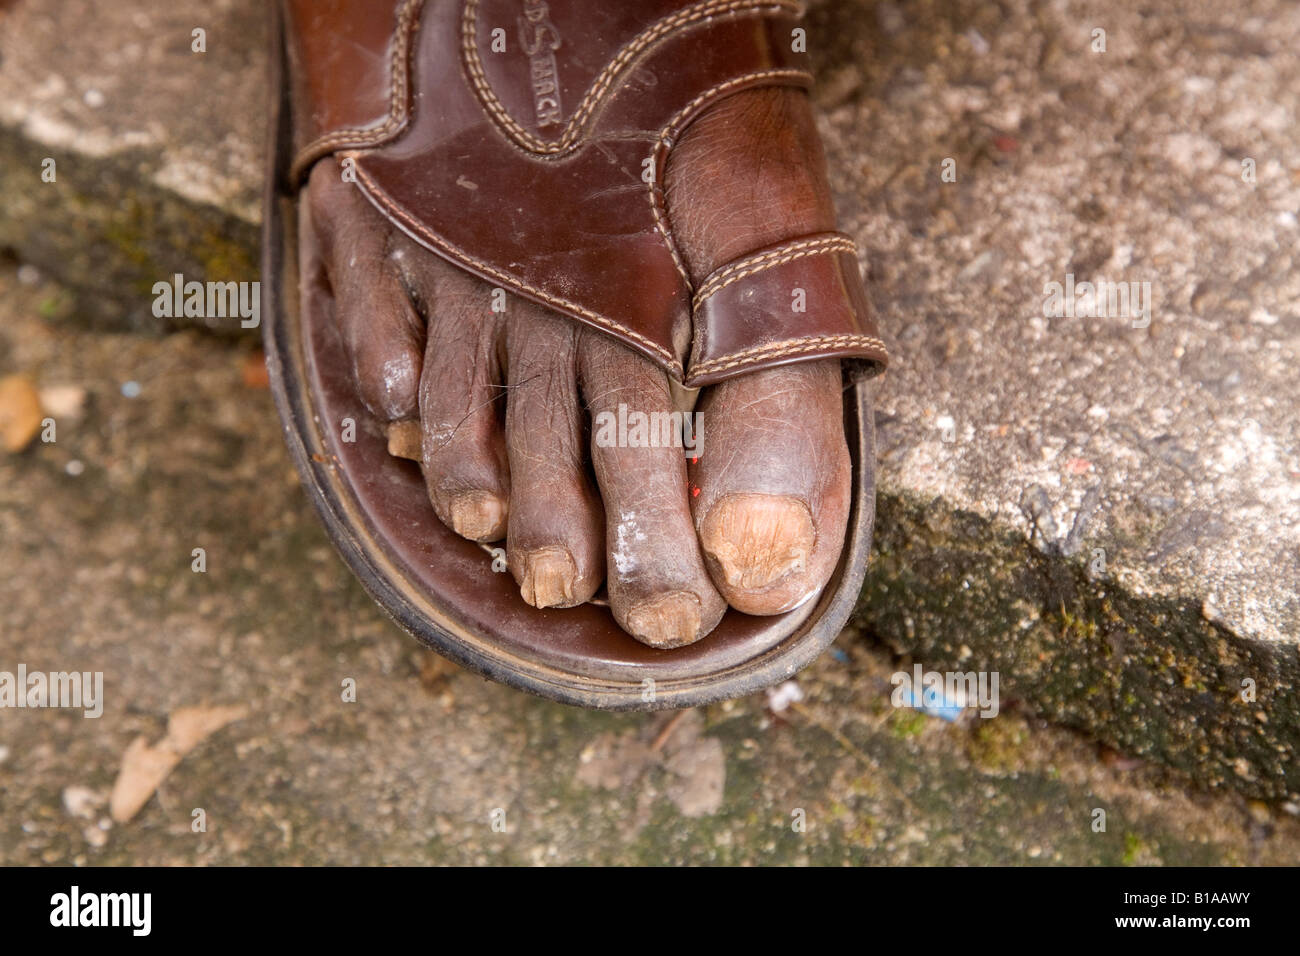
[687, 233, 888, 386]
[281, 0, 888, 385]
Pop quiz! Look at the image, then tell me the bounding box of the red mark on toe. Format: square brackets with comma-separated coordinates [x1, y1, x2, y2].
[992, 135, 1019, 153]
[1065, 457, 1092, 475]
[691, 486, 700, 498]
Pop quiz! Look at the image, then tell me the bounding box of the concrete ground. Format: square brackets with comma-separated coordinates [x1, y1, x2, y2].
[2, 0, 1299, 861]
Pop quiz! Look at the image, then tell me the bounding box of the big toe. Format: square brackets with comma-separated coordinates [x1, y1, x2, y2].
[662, 86, 854, 615]
[692, 360, 850, 615]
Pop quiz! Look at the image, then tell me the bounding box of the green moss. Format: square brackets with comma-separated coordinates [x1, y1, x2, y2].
[890, 709, 929, 739]
[0, 125, 260, 335]
[856, 489, 1300, 800]
[969, 718, 1031, 772]
[38, 293, 70, 319]
[1122, 832, 1143, 866]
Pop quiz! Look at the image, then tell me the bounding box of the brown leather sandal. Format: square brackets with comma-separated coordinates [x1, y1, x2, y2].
[262, 0, 888, 709]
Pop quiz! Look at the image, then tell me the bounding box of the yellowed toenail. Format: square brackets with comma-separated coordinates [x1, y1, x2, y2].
[518, 547, 577, 609]
[700, 493, 814, 591]
[449, 491, 507, 542]
[385, 420, 422, 461]
[625, 592, 703, 649]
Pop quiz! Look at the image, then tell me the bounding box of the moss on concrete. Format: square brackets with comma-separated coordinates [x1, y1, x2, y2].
[857, 490, 1299, 800]
[0, 126, 258, 336]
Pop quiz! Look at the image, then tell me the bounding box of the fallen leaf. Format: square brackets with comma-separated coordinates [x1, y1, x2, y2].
[109, 704, 248, 823]
[575, 712, 726, 818]
[241, 350, 270, 389]
[0, 374, 44, 452]
[418, 652, 460, 691]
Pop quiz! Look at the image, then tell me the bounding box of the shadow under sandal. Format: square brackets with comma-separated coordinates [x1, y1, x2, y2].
[263, 0, 889, 709]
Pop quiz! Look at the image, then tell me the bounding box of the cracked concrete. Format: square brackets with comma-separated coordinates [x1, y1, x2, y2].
[0, 0, 1297, 800]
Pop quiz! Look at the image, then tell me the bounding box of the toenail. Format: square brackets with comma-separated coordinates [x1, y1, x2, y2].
[517, 547, 577, 609]
[448, 491, 507, 542]
[386, 420, 422, 461]
[699, 493, 815, 591]
[625, 591, 703, 649]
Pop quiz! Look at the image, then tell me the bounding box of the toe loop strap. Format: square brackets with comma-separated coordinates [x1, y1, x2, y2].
[685, 232, 890, 387]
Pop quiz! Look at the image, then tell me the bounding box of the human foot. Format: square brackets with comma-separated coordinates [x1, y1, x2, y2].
[286, 0, 897, 651]
[300, 84, 854, 648]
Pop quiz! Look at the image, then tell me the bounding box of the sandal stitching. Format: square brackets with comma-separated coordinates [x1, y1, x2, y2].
[462, 0, 805, 156]
[692, 234, 858, 310]
[689, 333, 889, 378]
[351, 158, 682, 372]
[296, 4, 878, 383]
[290, 0, 424, 182]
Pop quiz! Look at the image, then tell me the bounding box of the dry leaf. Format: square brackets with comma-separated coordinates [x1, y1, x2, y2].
[241, 350, 270, 389]
[0, 374, 44, 452]
[109, 704, 248, 823]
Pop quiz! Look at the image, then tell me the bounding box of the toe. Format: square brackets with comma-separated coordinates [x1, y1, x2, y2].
[305, 160, 424, 422]
[417, 266, 510, 542]
[502, 305, 604, 608]
[661, 86, 853, 615]
[578, 331, 726, 648]
[691, 360, 850, 614]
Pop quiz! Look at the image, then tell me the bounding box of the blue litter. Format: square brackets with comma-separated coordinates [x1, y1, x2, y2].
[121, 381, 141, 398]
[902, 685, 965, 722]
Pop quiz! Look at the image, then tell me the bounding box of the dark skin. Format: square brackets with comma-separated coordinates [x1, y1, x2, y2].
[302, 87, 851, 647]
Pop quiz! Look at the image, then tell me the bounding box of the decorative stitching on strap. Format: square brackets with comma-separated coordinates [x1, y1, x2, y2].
[690, 333, 889, 378]
[290, 0, 424, 182]
[350, 159, 682, 373]
[692, 233, 858, 311]
[462, 0, 805, 156]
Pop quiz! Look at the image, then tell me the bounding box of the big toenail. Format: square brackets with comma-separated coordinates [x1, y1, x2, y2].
[625, 591, 703, 649]
[699, 493, 814, 591]
[449, 491, 507, 541]
[518, 547, 577, 609]
[386, 420, 422, 461]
